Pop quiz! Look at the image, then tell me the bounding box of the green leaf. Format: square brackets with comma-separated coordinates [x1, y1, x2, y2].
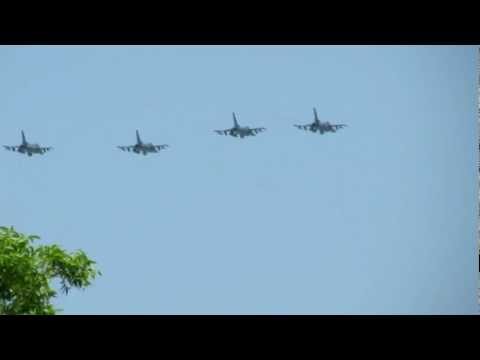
[0, 227, 100, 315]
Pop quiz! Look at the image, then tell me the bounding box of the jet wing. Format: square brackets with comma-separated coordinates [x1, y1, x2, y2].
[154, 144, 169, 151]
[3, 145, 20, 152]
[294, 124, 312, 131]
[214, 129, 232, 136]
[249, 127, 266, 135]
[118, 145, 134, 152]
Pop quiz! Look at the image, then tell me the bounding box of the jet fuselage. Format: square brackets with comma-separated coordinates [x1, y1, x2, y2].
[17, 143, 44, 156]
[230, 125, 252, 138]
[133, 142, 158, 155]
[311, 120, 337, 134]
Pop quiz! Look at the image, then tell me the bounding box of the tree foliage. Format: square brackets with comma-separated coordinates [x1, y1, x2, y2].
[0, 226, 100, 315]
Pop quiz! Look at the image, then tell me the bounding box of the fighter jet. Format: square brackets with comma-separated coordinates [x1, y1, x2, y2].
[3, 130, 52, 157]
[214, 112, 266, 138]
[117, 130, 169, 155]
[294, 108, 347, 134]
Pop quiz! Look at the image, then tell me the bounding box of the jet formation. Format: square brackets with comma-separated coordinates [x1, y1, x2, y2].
[3, 109, 347, 157]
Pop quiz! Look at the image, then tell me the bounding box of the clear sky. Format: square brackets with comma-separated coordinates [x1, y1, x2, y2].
[0, 45, 477, 314]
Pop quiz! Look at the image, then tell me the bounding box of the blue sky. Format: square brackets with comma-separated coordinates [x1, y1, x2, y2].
[0, 45, 477, 314]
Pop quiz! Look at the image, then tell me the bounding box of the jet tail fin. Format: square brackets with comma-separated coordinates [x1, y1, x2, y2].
[313, 108, 319, 122]
[136, 130, 142, 144]
[21, 130, 27, 144]
[232, 112, 239, 128]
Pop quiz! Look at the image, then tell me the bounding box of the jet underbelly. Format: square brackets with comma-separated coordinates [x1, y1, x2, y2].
[238, 127, 250, 137]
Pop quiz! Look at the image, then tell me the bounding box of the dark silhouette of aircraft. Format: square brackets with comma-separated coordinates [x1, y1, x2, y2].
[3, 130, 52, 156]
[294, 108, 347, 134]
[118, 130, 169, 155]
[214, 113, 266, 138]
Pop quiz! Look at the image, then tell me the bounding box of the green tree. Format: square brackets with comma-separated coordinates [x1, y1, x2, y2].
[0, 226, 100, 315]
